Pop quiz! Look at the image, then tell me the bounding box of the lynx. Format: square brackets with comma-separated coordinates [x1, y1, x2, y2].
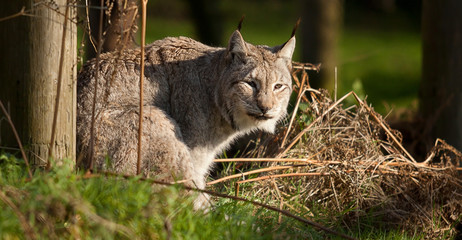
[77, 26, 296, 208]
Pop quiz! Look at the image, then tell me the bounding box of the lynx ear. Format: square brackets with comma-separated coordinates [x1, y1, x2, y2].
[277, 36, 296, 60]
[277, 18, 299, 59]
[227, 30, 248, 62]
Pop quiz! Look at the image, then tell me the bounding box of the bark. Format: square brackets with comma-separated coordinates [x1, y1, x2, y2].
[0, 1, 77, 165]
[85, 0, 138, 60]
[420, 0, 462, 151]
[300, 0, 343, 90]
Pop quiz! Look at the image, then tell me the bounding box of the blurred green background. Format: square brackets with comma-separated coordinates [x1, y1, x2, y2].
[142, 0, 422, 115]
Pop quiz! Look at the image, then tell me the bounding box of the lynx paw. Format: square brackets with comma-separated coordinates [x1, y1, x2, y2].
[193, 192, 211, 212]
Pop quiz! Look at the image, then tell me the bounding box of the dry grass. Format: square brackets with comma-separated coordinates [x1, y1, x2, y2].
[210, 62, 462, 239]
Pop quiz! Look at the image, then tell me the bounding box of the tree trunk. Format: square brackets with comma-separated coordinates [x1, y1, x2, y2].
[85, 0, 138, 60]
[300, 0, 343, 90]
[187, 0, 224, 46]
[0, 1, 77, 166]
[420, 0, 462, 151]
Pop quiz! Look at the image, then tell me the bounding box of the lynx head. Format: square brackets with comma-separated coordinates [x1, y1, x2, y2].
[216, 29, 296, 134]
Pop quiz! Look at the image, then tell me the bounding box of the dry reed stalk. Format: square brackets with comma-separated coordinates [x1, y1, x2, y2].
[270, 179, 284, 223]
[281, 70, 307, 147]
[210, 157, 458, 186]
[207, 165, 307, 185]
[352, 92, 416, 162]
[213, 157, 324, 163]
[236, 172, 330, 185]
[277, 91, 353, 158]
[211, 62, 462, 238]
[137, 0, 148, 175]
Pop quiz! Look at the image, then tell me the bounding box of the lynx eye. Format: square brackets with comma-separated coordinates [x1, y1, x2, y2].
[274, 83, 283, 91]
[245, 81, 257, 89]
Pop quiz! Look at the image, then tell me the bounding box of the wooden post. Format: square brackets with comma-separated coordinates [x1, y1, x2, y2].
[0, 1, 76, 167]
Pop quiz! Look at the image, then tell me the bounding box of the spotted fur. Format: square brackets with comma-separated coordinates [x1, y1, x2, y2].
[77, 30, 296, 209]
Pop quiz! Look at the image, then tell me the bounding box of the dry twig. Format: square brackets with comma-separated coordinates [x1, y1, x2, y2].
[0, 189, 36, 239]
[88, 0, 105, 171]
[82, 171, 356, 240]
[0, 100, 32, 179]
[137, 0, 148, 175]
[209, 62, 462, 238]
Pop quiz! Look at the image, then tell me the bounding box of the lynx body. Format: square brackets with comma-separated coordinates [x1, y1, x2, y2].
[77, 29, 296, 208]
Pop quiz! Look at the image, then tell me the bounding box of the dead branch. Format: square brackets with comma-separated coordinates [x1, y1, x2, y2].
[0, 100, 32, 179]
[0, 6, 26, 22]
[88, 0, 106, 171]
[0, 189, 36, 239]
[137, 0, 148, 175]
[82, 171, 356, 240]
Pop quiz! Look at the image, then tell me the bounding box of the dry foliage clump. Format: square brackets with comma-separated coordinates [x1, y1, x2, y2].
[211, 62, 462, 238]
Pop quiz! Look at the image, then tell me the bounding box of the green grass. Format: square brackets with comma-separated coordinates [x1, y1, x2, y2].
[0, 153, 314, 239]
[0, 152, 433, 239]
[66, 3, 427, 238]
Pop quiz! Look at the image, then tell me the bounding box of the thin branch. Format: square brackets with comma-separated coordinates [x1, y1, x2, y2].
[292, 62, 321, 72]
[137, 0, 148, 175]
[64, 192, 134, 237]
[277, 91, 353, 158]
[334, 66, 338, 102]
[281, 71, 307, 147]
[88, 0, 106, 171]
[236, 172, 329, 185]
[0, 189, 36, 239]
[0, 6, 26, 22]
[83, 171, 356, 240]
[213, 157, 453, 170]
[0, 100, 33, 179]
[214, 157, 324, 163]
[210, 156, 457, 185]
[207, 165, 306, 185]
[352, 92, 416, 162]
[84, 0, 97, 54]
[48, 0, 71, 168]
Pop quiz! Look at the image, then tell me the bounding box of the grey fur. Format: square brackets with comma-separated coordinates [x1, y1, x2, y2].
[77, 30, 296, 208]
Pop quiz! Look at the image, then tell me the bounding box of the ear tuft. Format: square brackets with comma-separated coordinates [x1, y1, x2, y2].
[227, 30, 248, 62]
[291, 18, 301, 38]
[237, 15, 245, 31]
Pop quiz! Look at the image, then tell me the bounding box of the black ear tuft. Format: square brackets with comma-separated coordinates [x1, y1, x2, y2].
[237, 15, 245, 31]
[291, 18, 301, 38]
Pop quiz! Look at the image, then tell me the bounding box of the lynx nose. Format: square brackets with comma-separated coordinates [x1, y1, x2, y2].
[257, 101, 272, 114]
[257, 92, 273, 115]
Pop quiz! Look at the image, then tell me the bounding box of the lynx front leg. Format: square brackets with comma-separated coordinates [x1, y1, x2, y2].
[142, 110, 212, 209]
[91, 106, 210, 209]
[139, 107, 202, 183]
